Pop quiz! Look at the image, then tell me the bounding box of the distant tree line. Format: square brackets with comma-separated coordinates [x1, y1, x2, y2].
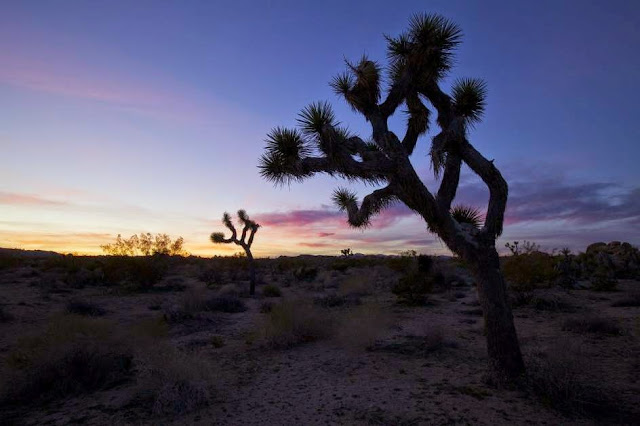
[101, 233, 188, 256]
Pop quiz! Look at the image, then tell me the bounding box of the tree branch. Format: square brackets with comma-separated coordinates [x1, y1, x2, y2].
[379, 69, 412, 118]
[436, 152, 462, 211]
[402, 92, 429, 155]
[460, 141, 507, 238]
[334, 185, 398, 227]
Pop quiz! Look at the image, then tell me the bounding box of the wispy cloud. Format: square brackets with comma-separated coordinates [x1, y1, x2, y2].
[0, 191, 69, 207]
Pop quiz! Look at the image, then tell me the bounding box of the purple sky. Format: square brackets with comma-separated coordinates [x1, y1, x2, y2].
[1, 0, 639, 256]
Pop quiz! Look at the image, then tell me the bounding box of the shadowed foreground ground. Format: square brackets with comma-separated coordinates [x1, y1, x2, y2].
[0, 252, 638, 425]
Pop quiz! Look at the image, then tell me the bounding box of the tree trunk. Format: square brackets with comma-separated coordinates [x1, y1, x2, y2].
[246, 251, 256, 296]
[466, 246, 525, 379]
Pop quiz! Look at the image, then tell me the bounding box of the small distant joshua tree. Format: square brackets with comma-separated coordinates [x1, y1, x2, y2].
[211, 210, 260, 295]
[259, 14, 524, 378]
[340, 248, 354, 257]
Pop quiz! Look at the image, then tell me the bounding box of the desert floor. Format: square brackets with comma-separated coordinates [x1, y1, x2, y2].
[0, 254, 638, 425]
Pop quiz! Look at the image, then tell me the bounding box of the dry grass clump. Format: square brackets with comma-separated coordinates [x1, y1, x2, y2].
[338, 274, 372, 297]
[164, 289, 247, 322]
[334, 304, 394, 350]
[65, 298, 107, 316]
[0, 314, 133, 406]
[134, 344, 215, 417]
[561, 315, 624, 336]
[0, 305, 13, 322]
[525, 344, 620, 418]
[262, 284, 282, 297]
[259, 300, 334, 348]
[611, 293, 640, 307]
[369, 325, 451, 356]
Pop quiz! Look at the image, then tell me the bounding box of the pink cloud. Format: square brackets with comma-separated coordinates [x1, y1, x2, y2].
[0, 191, 68, 207]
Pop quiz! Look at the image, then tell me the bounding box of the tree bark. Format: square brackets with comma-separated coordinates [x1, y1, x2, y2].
[245, 250, 256, 296]
[464, 245, 525, 379]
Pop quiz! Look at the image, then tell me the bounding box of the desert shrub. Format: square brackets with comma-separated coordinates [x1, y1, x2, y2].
[198, 266, 221, 287]
[530, 295, 575, 312]
[101, 255, 169, 291]
[331, 257, 380, 272]
[392, 254, 440, 305]
[611, 293, 640, 307]
[338, 275, 372, 297]
[65, 299, 106, 316]
[260, 300, 333, 348]
[259, 301, 274, 313]
[0, 253, 24, 270]
[392, 271, 435, 305]
[0, 305, 13, 322]
[562, 316, 623, 336]
[385, 251, 416, 272]
[502, 252, 557, 292]
[526, 345, 618, 417]
[334, 304, 394, 350]
[203, 296, 247, 313]
[293, 266, 318, 282]
[262, 284, 282, 297]
[217, 283, 243, 298]
[369, 327, 450, 356]
[590, 266, 617, 291]
[314, 293, 361, 308]
[135, 344, 213, 417]
[210, 336, 225, 348]
[131, 317, 169, 339]
[1, 315, 133, 405]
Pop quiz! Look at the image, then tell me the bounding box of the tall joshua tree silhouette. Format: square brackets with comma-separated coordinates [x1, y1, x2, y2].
[211, 210, 260, 295]
[259, 14, 524, 378]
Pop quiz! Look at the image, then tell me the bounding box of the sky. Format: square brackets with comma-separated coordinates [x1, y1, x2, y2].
[1, 0, 639, 257]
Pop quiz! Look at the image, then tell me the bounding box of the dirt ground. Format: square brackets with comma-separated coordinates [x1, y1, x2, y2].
[0, 254, 638, 425]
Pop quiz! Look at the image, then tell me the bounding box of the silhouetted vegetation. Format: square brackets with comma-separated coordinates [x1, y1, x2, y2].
[211, 210, 260, 295]
[101, 233, 188, 256]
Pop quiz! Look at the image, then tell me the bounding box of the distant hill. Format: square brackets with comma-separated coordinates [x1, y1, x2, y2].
[0, 247, 62, 258]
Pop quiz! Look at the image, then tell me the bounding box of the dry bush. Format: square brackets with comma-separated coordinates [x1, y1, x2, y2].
[134, 344, 214, 417]
[262, 284, 282, 297]
[611, 293, 640, 307]
[259, 300, 334, 348]
[562, 315, 623, 336]
[314, 293, 361, 308]
[369, 325, 451, 356]
[0, 305, 13, 322]
[217, 283, 243, 298]
[334, 304, 394, 350]
[0, 314, 133, 406]
[502, 252, 557, 292]
[526, 344, 620, 418]
[338, 274, 372, 297]
[65, 298, 106, 316]
[164, 290, 247, 322]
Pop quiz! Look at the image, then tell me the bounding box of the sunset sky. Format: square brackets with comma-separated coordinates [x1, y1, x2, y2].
[1, 0, 639, 257]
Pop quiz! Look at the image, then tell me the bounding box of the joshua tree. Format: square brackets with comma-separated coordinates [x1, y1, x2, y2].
[211, 210, 260, 295]
[259, 14, 524, 378]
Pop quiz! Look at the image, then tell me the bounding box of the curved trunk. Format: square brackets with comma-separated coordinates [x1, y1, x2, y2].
[464, 245, 525, 379]
[245, 249, 256, 296]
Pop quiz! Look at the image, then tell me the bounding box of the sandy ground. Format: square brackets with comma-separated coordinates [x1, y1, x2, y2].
[0, 257, 638, 425]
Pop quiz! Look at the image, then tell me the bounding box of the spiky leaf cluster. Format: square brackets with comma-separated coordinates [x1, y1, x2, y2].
[330, 55, 381, 114]
[452, 78, 487, 126]
[297, 101, 336, 136]
[386, 13, 462, 84]
[259, 127, 312, 185]
[451, 205, 483, 229]
[210, 232, 225, 243]
[332, 188, 358, 211]
[238, 209, 260, 230]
